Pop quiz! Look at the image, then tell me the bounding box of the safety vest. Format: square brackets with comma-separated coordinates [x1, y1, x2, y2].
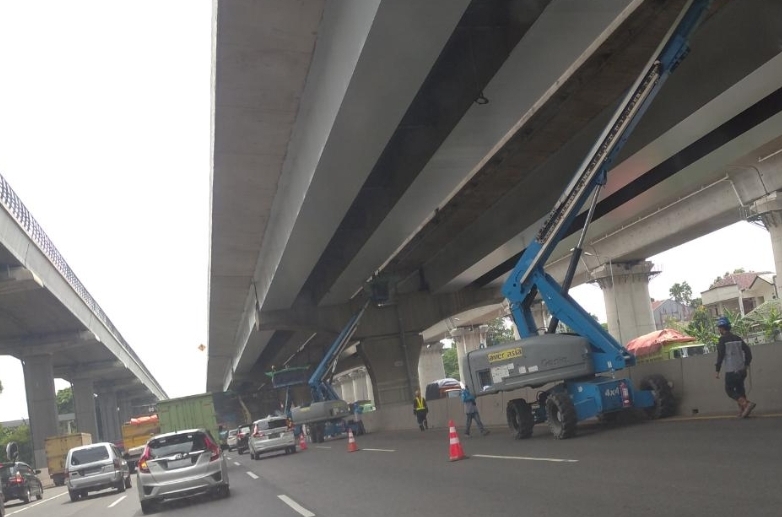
[414, 396, 426, 410]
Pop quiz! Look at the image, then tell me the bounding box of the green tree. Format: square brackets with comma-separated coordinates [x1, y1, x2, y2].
[485, 317, 515, 347]
[56, 387, 74, 414]
[669, 281, 693, 305]
[0, 424, 33, 465]
[670, 306, 718, 351]
[442, 347, 459, 380]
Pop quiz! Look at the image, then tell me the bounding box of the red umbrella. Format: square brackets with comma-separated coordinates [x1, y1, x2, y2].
[625, 329, 696, 357]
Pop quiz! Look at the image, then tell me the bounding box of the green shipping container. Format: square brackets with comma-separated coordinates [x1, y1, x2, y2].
[157, 392, 246, 448]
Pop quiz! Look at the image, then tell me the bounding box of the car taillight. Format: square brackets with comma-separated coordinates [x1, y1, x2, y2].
[14, 473, 23, 484]
[203, 435, 220, 462]
[138, 446, 151, 473]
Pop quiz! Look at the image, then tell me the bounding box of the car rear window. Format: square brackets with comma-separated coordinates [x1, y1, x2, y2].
[70, 446, 110, 465]
[148, 432, 208, 459]
[0, 464, 17, 479]
[255, 418, 288, 431]
[239, 426, 251, 434]
[228, 430, 238, 437]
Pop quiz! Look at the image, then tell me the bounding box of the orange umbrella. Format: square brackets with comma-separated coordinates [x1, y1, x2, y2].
[625, 329, 696, 357]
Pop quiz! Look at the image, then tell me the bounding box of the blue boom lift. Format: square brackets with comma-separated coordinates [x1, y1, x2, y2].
[462, 0, 712, 439]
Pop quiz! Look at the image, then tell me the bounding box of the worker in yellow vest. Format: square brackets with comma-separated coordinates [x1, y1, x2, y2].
[413, 389, 429, 431]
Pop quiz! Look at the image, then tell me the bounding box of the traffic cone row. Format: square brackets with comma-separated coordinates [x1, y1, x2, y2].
[347, 428, 359, 452]
[448, 419, 466, 462]
[298, 432, 307, 451]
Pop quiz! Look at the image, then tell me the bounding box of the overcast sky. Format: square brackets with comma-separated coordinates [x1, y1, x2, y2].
[0, 2, 777, 423]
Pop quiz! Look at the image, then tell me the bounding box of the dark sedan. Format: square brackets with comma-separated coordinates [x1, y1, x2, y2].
[235, 425, 252, 455]
[0, 462, 43, 504]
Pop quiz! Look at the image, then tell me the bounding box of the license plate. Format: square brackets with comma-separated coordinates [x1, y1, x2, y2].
[268, 432, 279, 439]
[168, 459, 191, 469]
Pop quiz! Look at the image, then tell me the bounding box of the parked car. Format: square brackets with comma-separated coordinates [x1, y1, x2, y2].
[1, 491, 4, 517]
[66, 442, 131, 502]
[136, 429, 229, 515]
[226, 429, 238, 451]
[235, 425, 252, 455]
[0, 462, 43, 504]
[248, 416, 296, 459]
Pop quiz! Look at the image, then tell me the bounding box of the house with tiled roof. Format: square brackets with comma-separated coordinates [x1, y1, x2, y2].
[701, 272, 778, 318]
[651, 299, 695, 330]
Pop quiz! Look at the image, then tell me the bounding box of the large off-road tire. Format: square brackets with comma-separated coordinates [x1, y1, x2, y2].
[506, 399, 535, 439]
[69, 490, 80, 503]
[546, 391, 578, 440]
[640, 374, 676, 419]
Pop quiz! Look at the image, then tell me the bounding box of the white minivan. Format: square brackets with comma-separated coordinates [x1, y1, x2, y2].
[65, 443, 131, 502]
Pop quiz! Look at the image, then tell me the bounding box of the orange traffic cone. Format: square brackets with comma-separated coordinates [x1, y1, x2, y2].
[298, 432, 307, 451]
[448, 419, 467, 462]
[347, 428, 359, 453]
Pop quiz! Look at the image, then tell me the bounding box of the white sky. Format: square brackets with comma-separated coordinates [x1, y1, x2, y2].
[0, 2, 777, 422]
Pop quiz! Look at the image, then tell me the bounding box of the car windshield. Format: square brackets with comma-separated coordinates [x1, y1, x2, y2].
[228, 430, 238, 437]
[239, 426, 251, 434]
[70, 447, 109, 465]
[255, 418, 288, 431]
[148, 432, 208, 459]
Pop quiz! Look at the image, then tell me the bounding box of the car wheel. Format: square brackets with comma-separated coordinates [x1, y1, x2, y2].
[116, 479, 126, 493]
[216, 485, 230, 499]
[36, 484, 43, 500]
[69, 490, 80, 503]
[140, 499, 156, 515]
[23, 488, 31, 504]
[238, 448, 244, 455]
[124, 475, 132, 489]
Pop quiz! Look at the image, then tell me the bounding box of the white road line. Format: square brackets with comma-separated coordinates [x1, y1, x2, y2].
[278, 494, 315, 517]
[361, 448, 395, 452]
[234, 461, 242, 466]
[108, 495, 127, 508]
[313, 446, 331, 449]
[246, 471, 259, 479]
[7, 491, 68, 515]
[473, 454, 578, 463]
[226, 456, 232, 460]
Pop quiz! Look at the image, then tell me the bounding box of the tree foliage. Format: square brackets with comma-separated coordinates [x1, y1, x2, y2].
[57, 387, 74, 414]
[485, 317, 515, 347]
[669, 281, 693, 305]
[441, 347, 459, 380]
[0, 424, 33, 465]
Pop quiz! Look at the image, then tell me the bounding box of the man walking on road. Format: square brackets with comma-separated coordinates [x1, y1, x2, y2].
[461, 386, 489, 437]
[714, 316, 756, 418]
[413, 389, 429, 431]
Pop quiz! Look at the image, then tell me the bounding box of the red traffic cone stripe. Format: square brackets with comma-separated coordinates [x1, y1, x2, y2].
[448, 419, 466, 462]
[298, 432, 308, 451]
[347, 428, 359, 453]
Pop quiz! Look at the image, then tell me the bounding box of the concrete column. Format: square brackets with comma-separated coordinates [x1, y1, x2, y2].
[364, 369, 375, 403]
[72, 378, 99, 440]
[97, 390, 121, 443]
[22, 355, 59, 468]
[118, 397, 133, 426]
[591, 261, 658, 345]
[417, 342, 446, 392]
[332, 379, 343, 400]
[340, 375, 355, 403]
[450, 325, 488, 384]
[531, 300, 549, 332]
[755, 192, 782, 298]
[361, 334, 422, 406]
[351, 370, 367, 401]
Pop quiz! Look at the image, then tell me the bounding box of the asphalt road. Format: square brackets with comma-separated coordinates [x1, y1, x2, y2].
[6, 415, 781, 517]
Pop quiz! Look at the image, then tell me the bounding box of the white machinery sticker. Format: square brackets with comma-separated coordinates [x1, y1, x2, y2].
[491, 364, 514, 383]
[528, 365, 539, 373]
[518, 365, 527, 374]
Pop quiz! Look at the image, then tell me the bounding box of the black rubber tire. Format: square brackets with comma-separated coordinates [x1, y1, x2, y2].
[125, 475, 132, 489]
[140, 499, 156, 515]
[640, 374, 676, 419]
[23, 488, 31, 504]
[69, 490, 79, 503]
[546, 391, 578, 440]
[116, 479, 126, 493]
[506, 399, 535, 439]
[238, 448, 244, 455]
[36, 484, 43, 500]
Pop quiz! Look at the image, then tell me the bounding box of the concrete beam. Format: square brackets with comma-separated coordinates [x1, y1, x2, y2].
[0, 266, 44, 295]
[55, 360, 126, 380]
[0, 330, 99, 356]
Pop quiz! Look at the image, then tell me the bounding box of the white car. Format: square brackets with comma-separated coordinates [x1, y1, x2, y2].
[248, 417, 296, 459]
[66, 443, 131, 502]
[226, 429, 239, 451]
[136, 429, 229, 514]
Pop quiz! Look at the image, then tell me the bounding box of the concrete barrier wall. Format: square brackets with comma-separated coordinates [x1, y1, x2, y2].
[362, 341, 782, 432]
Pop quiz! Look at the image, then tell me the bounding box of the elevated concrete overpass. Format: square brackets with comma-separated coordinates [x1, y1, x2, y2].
[0, 176, 166, 465]
[208, 0, 782, 407]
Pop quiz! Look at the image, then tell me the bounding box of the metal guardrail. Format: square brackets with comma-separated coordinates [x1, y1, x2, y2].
[0, 173, 166, 398]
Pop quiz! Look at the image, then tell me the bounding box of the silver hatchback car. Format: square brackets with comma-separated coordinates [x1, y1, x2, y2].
[248, 416, 296, 459]
[136, 429, 229, 515]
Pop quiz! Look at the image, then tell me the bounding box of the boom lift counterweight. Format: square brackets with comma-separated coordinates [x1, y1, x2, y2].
[463, 0, 712, 439]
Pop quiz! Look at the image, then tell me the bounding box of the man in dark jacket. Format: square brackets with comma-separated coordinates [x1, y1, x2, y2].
[714, 317, 756, 418]
[413, 389, 428, 431]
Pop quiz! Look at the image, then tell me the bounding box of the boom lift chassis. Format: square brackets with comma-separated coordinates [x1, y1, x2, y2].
[463, 0, 712, 439]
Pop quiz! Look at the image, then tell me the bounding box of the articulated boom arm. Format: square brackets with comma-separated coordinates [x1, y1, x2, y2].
[309, 300, 370, 402]
[501, 0, 712, 372]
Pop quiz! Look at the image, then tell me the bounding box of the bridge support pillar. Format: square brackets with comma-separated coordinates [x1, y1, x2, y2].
[97, 390, 121, 443]
[360, 334, 421, 406]
[340, 375, 356, 403]
[754, 192, 782, 298]
[72, 378, 99, 440]
[417, 342, 445, 393]
[22, 355, 59, 468]
[591, 261, 659, 345]
[449, 325, 487, 386]
[350, 368, 371, 402]
[117, 397, 133, 427]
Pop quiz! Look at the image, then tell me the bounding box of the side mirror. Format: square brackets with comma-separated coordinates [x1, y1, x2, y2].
[34, 469, 41, 474]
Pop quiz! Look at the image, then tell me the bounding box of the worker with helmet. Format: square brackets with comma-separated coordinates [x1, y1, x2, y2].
[714, 316, 756, 418]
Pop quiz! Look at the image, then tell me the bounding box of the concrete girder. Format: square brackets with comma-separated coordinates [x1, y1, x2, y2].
[0, 330, 99, 356]
[95, 378, 144, 392]
[55, 360, 126, 380]
[209, 0, 472, 392]
[0, 266, 43, 295]
[0, 194, 166, 399]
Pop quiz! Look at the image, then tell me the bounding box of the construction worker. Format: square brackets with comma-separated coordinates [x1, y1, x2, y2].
[412, 389, 429, 431]
[714, 316, 756, 418]
[461, 386, 489, 437]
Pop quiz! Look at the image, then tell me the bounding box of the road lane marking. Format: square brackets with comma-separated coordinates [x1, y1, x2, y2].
[473, 454, 578, 463]
[314, 446, 331, 449]
[278, 495, 315, 517]
[7, 491, 67, 515]
[226, 456, 232, 460]
[108, 495, 127, 508]
[361, 448, 395, 452]
[234, 461, 242, 466]
[246, 471, 259, 479]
